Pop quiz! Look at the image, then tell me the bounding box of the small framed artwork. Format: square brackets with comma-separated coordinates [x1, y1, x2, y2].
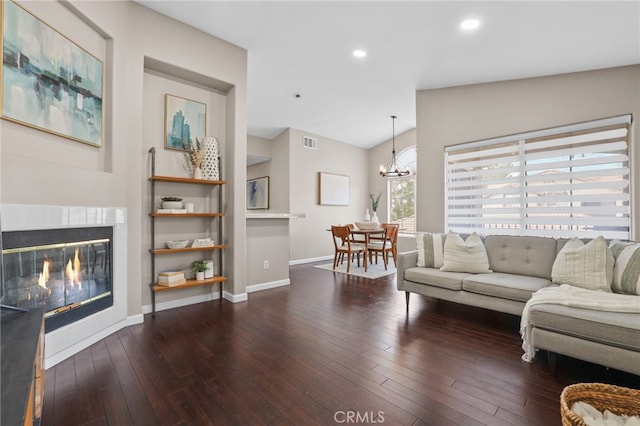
[164, 94, 206, 151]
[319, 172, 349, 206]
[247, 176, 270, 210]
[1, 0, 104, 147]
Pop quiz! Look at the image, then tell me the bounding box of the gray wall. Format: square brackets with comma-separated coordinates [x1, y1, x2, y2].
[288, 129, 368, 262]
[416, 65, 640, 240]
[246, 134, 291, 287]
[249, 66, 640, 269]
[248, 135, 272, 160]
[0, 1, 248, 314]
[246, 128, 369, 268]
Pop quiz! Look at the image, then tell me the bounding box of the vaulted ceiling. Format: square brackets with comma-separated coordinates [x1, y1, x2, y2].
[138, 1, 640, 148]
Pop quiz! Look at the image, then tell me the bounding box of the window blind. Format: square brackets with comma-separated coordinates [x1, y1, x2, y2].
[444, 115, 631, 239]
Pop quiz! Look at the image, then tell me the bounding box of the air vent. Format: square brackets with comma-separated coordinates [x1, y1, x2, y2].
[303, 136, 317, 150]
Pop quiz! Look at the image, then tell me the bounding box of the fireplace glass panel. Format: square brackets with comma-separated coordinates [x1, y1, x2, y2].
[2, 227, 113, 331]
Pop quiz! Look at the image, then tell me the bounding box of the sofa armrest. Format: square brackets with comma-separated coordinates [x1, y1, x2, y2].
[397, 250, 418, 291]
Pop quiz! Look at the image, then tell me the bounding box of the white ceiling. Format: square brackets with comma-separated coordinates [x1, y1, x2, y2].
[137, 1, 640, 148]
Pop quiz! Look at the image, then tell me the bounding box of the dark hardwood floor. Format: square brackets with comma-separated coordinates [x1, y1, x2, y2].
[43, 263, 640, 425]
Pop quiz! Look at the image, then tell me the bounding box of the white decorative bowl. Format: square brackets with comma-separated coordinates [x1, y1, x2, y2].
[355, 221, 380, 230]
[165, 240, 189, 249]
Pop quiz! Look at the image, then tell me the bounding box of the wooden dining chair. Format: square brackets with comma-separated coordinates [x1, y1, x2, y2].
[368, 222, 388, 243]
[367, 223, 393, 255]
[338, 224, 361, 258]
[331, 225, 365, 273]
[367, 223, 399, 270]
[346, 223, 367, 245]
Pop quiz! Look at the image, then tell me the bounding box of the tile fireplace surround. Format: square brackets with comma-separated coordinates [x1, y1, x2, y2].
[1, 204, 137, 368]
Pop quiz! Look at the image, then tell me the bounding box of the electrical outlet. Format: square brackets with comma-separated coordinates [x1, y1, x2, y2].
[263, 260, 269, 270]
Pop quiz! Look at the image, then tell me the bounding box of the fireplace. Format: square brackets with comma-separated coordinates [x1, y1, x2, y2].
[2, 226, 113, 332]
[0, 204, 129, 368]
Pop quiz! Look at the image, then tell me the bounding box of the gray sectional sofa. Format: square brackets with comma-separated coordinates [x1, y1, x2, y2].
[397, 234, 640, 376]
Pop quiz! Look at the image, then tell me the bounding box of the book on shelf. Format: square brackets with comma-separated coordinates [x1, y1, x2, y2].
[156, 208, 188, 214]
[157, 278, 187, 287]
[158, 271, 185, 283]
[158, 276, 185, 284]
[159, 270, 184, 278]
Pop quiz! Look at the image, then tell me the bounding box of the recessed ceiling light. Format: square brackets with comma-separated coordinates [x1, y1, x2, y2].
[460, 19, 481, 31]
[353, 49, 367, 59]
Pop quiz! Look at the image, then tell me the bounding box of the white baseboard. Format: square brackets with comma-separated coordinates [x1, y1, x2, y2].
[247, 279, 290, 293]
[223, 290, 248, 303]
[142, 292, 220, 315]
[44, 314, 144, 369]
[289, 255, 333, 266]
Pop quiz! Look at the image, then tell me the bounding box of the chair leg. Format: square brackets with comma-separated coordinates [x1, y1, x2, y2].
[333, 253, 339, 269]
[405, 291, 410, 311]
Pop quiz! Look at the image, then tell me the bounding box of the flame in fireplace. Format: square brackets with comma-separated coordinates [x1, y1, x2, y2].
[38, 258, 51, 288]
[65, 248, 82, 290]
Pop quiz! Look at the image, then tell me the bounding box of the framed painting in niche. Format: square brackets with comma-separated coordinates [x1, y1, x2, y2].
[318, 172, 349, 206]
[164, 94, 206, 151]
[1, 0, 104, 147]
[247, 176, 269, 210]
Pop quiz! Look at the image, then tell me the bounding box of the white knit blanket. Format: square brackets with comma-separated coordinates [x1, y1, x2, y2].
[572, 401, 640, 426]
[520, 285, 640, 362]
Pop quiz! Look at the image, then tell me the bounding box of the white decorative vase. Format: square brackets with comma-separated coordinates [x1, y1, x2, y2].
[195, 271, 205, 281]
[372, 212, 379, 223]
[365, 209, 371, 222]
[193, 166, 203, 180]
[202, 136, 220, 180]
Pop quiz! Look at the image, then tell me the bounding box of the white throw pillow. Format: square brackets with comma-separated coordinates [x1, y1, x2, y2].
[551, 236, 614, 292]
[416, 232, 445, 268]
[609, 241, 640, 295]
[440, 231, 492, 274]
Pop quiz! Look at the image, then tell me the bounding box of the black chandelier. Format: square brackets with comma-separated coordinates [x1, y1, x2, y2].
[379, 115, 410, 177]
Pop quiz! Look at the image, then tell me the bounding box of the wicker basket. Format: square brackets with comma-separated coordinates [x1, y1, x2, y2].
[560, 382, 640, 426]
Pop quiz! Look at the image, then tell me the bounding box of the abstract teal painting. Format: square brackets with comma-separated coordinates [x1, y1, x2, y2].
[164, 94, 206, 151]
[1, 0, 104, 147]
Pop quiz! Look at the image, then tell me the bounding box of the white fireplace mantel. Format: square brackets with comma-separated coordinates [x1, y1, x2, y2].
[1, 203, 136, 368]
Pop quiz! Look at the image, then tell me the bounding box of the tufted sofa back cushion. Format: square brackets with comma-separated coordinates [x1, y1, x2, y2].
[484, 235, 558, 279]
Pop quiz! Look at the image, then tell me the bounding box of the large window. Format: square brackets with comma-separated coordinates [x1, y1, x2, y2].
[444, 115, 631, 239]
[387, 147, 417, 233]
